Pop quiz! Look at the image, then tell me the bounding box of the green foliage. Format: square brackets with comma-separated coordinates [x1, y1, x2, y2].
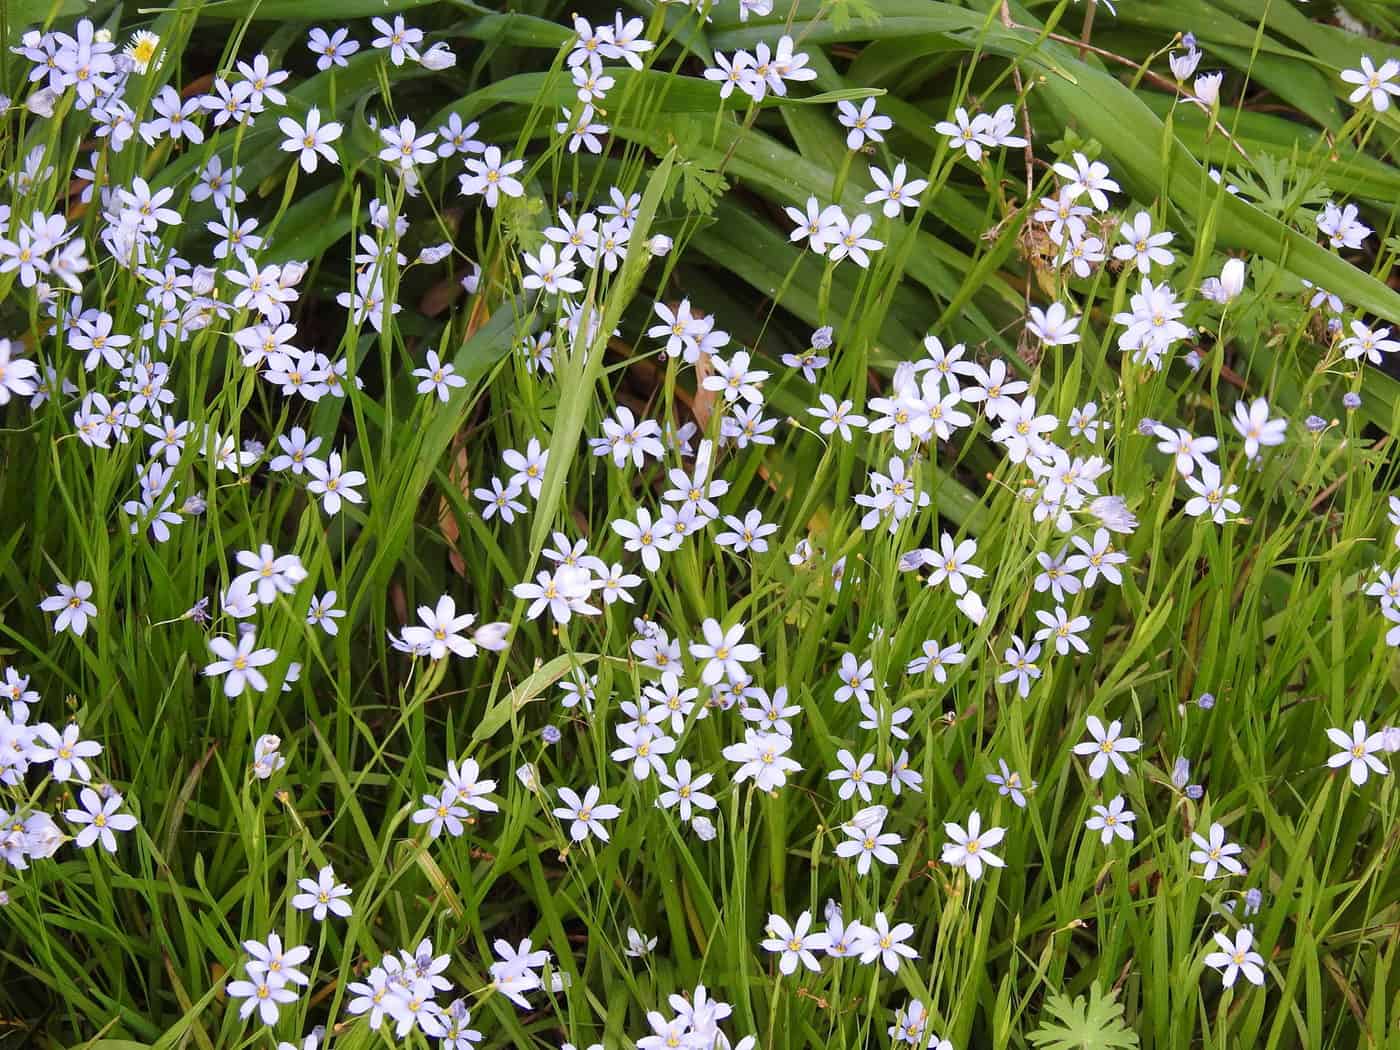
[676, 160, 729, 216]
[1029, 982, 1141, 1050]
[1228, 154, 1331, 220]
[0, 1, 1396, 1049]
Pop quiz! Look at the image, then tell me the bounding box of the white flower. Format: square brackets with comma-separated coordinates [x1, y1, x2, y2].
[1071, 716, 1141, 779]
[1317, 201, 1371, 250]
[688, 619, 761, 686]
[1182, 463, 1240, 525]
[836, 98, 892, 150]
[0, 339, 39, 403]
[1218, 257, 1247, 300]
[828, 749, 888, 801]
[460, 147, 526, 208]
[824, 211, 883, 267]
[808, 394, 867, 441]
[308, 26, 359, 70]
[1169, 43, 1202, 83]
[413, 351, 466, 401]
[234, 544, 308, 605]
[291, 866, 353, 920]
[1085, 795, 1136, 844]
[657, 758, 716, 823]
[715, 509, 777, 553]
[624, 927, 657, 958]
[1325, 720, 1388, 785]
[1112, 211, 1175, 273]
[1026, 302, 1081, 346]
[1033, 605, 1091, 656]
[1203, 927, 1265, 987]
[401, 595, 480, 660]
[784, 196, 838, 253]
[761, 911, 829, 974]
[1340, 320, 1400, 365]
[835, 819, 901, 875]
[924, 532, 984, 596]
[203, 633, 278, 697]
[419, 42, 457, 71]
[278, 108, 342, 173]
[28, 723, 101, 782]
[934, 106, 986, 161]
[513, 565, 597, 623]
[411, 791, 469, 839]
[724, 730, 802, 791]
[64, 787, 137, 853]
[306, 451, 366, 516]
[907, 639, 965, 682]
[228, 974, 298, 1025]
[552, 785, 621, 842]
[865, 162, 927, 218]
[610, 724, 675, 781]
[956, 590, 987, 625]
[1340, 56, 1400, 112]
[378, 118, 437, 171]
[856, 912, 918, 972]
[1190, 823, 1246, 880]
[1193, 72, 1224, 106]
[1052, 152, 1121, 211]
[941, 810, 1005, 880]
[39, 580, 96, 636]
[371, 15, 423, 65]
[703, 350, 769, 405]
[1231, 398, 1286, 459]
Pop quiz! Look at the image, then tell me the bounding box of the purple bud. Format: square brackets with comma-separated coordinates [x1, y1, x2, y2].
[1186, 784, 1204, 800]
[1172, 756, 1191, 789]
[542, 724, 562, 744]
[1343, 392, 1361, 410]
[1137, 417, 1160, 436]
[1304, 414, 1327, 433]
[1196, 692, 1215, 710]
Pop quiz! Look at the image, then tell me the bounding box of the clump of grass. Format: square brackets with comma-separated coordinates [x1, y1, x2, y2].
[0, 2, 1396, 1049]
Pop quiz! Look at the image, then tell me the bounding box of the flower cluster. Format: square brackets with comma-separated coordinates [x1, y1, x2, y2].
[1, 4, 1397, 1048]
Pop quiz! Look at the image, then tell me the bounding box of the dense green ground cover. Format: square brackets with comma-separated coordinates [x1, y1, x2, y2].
[0, 1, 1397, 1048]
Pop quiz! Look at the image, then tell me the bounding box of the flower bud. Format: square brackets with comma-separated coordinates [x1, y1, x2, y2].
[1169, 47, 1201, 82]
[279, 260, 309, 287]
[1219, 257, 1246, 300]
[1193, 72, 1223, 106]
[847, 804, 888, 831]
[473, 621, 510, 651]
[419, 43, 457, 70]
[25, 88, 59, 118]
[956, 590, 986, 625]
